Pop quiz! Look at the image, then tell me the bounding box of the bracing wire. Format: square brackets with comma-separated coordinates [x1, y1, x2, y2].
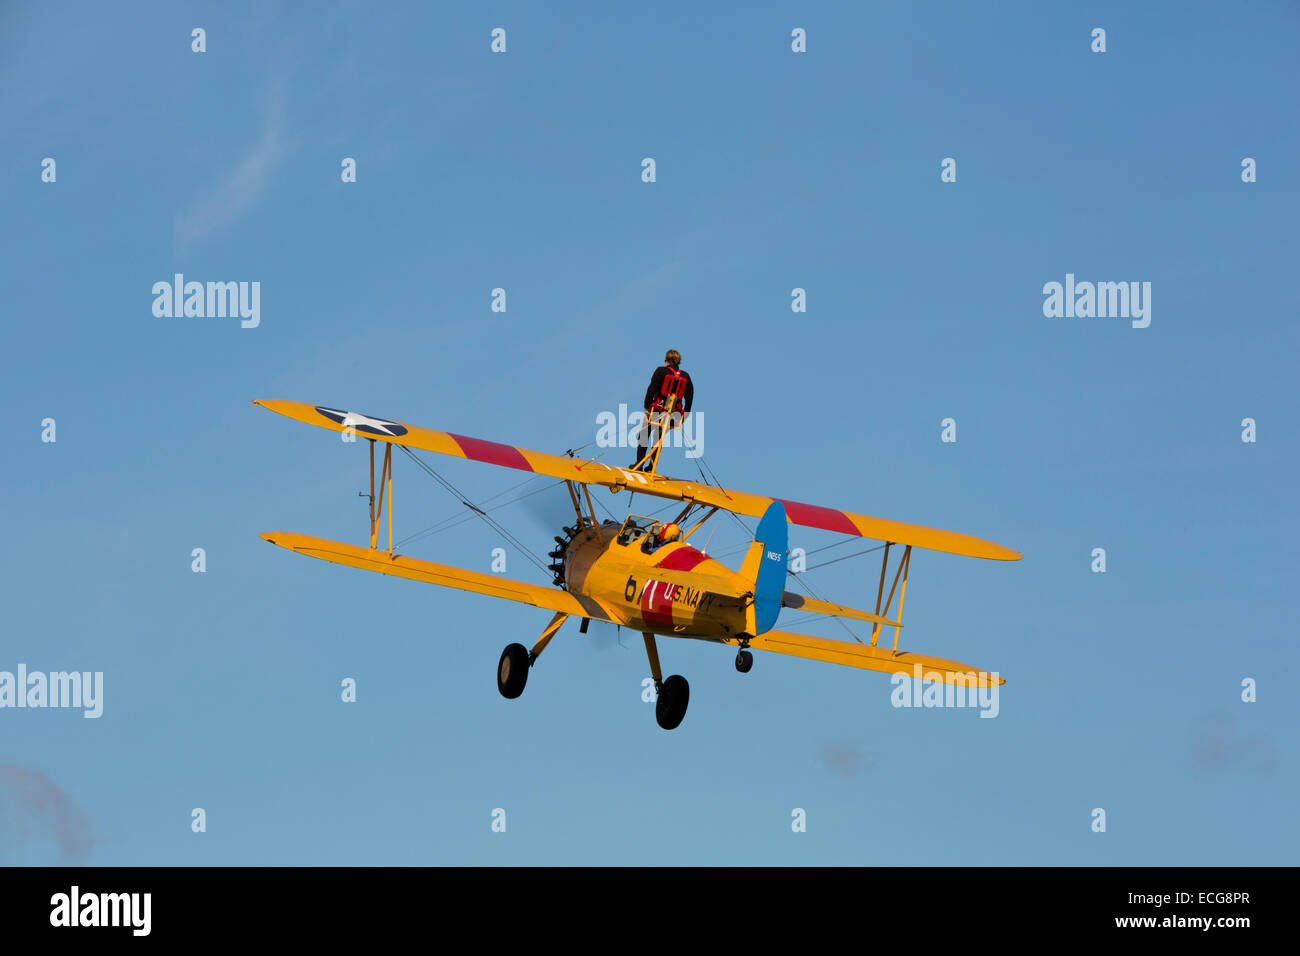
[396, 475, 563, 549]
[396, 446, 552, 576]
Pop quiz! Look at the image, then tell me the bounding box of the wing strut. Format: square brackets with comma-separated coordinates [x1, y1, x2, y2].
[870, 544, 911, 650]
[367, 439, 394, 552]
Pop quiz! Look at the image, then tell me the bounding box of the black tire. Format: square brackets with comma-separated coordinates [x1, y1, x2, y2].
[655, 674, 690, 730]
[497, 643, 530, 699]
[735, 649, 753, 674]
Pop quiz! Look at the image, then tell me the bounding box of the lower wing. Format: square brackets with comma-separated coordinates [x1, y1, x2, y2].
[722, 629, 1003, 687]
[260, 532, 619, 622]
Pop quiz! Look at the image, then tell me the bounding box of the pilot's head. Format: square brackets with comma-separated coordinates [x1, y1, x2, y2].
[660, 522, 681, 544]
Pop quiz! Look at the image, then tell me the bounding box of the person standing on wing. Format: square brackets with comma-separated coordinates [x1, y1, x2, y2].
[633, 349, 694, 472]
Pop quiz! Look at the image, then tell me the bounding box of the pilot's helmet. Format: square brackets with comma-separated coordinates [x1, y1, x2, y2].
[660, 522, 681, 544]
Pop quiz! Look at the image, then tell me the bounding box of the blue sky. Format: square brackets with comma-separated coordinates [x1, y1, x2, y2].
[1, 0, 1296, 865]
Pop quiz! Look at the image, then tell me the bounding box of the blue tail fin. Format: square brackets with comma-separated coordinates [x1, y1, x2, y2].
[738, 501, 787, 635]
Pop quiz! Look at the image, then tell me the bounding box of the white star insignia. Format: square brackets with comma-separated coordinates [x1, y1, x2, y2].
[340, 411, 400, 436]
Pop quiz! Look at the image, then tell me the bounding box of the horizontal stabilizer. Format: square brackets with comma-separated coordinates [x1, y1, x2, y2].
[781, 591, 901, 629]
[723, 629, 1002, 687]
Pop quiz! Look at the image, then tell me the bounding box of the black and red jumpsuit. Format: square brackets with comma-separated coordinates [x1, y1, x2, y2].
[635, 365, 694, 469]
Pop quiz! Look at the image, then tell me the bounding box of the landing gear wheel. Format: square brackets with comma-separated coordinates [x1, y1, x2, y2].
[735, 649, 753, 673]
[655, 674, 690, 730]
[497, 643, 530, 699]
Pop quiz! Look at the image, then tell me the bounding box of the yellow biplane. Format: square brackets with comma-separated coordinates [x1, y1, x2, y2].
[255, 398, 1020, 730]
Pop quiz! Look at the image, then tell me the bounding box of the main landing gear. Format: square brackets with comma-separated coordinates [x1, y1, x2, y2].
[735, 649, 753, 673]
[496, 616, 694, 732]
[655, 675, 690, 730]
[497, 643, 530, 699]
[497, 611, 568, 700]
[643, 633, 689, 730]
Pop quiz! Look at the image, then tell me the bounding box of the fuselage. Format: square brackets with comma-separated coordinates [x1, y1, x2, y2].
[562, 519, 750, 639]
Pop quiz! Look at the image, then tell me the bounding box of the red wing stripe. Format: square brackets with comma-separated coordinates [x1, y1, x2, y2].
[777, 499, 861, 536]
[447, 434, 534, 472]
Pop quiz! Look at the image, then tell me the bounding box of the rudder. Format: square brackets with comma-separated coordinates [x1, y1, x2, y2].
[737, 501, 787, 635]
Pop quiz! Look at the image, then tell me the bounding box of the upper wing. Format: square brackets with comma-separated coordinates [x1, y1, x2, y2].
[721, 630, 1003, 687]
[254, 399, 1020, 561]
[260, 531, 620, 622]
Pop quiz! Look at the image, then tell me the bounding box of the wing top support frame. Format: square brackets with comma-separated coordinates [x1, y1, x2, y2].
[630, 392, 683, 476]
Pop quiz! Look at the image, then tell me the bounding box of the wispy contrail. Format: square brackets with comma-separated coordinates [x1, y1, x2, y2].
[173, 80, 288, 251]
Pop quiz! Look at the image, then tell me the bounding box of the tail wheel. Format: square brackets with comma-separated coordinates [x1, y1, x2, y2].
[497, 643, 530, 699]
[655, 674, 690, 730]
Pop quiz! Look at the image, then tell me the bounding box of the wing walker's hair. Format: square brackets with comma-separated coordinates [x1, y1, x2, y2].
[665, 349, 681, 366]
